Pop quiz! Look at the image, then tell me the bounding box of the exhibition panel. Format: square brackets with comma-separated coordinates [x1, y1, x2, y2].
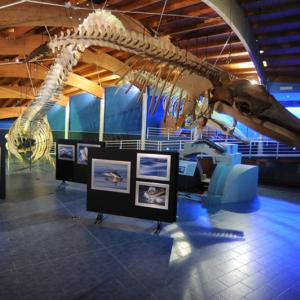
[87, 149, 179, 223]
[56, 139, 105, 184]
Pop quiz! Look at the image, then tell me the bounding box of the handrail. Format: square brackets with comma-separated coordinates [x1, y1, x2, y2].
[50, 139, 300, 158]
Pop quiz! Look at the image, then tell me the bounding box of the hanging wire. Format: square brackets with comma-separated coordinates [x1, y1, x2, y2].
[155, 0, 168, 37]
[102, 0, 109, 10]
[44, 25, 52, 41]
[25, 62, 36, 96]
[214, 1, 232, 67]
[213, 32, 232, 66]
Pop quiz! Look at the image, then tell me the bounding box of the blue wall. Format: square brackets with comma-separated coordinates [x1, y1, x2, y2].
[146, 87, 165, 128]
[105, 85, 142, 135]
[47, 104, 65, 131]
[0, 118, 15, 129]
[70, 93, 100, 132]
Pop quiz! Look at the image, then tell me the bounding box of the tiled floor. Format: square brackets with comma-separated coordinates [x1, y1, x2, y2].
[0, 163, 300, 300]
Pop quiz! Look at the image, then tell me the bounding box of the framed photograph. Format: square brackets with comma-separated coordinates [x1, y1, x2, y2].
[135, 181, 169, 210]
[77, 143, 101, 165]
[136, 153, 171, 181]
[91, 159, 131, 193]
[58, 144, 75, 161]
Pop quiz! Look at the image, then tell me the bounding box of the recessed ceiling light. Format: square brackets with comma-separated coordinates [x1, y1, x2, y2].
[263, 60, 268, 67]
[259, 50, 264, 54]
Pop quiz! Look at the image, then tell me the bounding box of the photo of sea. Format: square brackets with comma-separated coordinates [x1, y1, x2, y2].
[137, 153, 170, 181]
[91, 159, 131, 193]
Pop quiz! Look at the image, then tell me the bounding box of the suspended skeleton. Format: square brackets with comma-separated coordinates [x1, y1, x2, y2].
[6, 10, 300, 162]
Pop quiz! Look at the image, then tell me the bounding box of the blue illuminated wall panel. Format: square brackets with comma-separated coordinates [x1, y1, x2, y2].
[146, 87, 165, 128]
[0, 118, 15, 129]
[105, 85, 141, 135]
[47, 104, 65, 131]
[70, 93, 100, 132]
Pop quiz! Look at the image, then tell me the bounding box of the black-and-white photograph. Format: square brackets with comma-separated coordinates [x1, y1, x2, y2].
[58, 144, 75, 161]
[136, 153, 171, 181]
[77, 143, 101, 165]
[135, 181, 169, 210]
[91, 159, 131, 193]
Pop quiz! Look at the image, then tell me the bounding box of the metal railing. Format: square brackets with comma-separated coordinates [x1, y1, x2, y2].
[105, 139, 300, 158]
[146, 126, 273, 142]
[50, 138, 300, 159]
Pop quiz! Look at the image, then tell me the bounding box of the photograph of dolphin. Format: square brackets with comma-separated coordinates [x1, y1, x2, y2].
[77, 143, 100, 165]
[58, 144, 75, 161]
[91, 159, 131, 193]
[137, 153, 171, 181]
[135, 181, 169, 210]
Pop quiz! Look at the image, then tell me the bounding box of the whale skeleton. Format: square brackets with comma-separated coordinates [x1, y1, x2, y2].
[6, 10, 300, 162]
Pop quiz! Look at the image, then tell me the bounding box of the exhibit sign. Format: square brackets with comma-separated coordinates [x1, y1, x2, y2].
[77, 143, 101, 165]
[135, 181, 169, 210]
[87, 148, 178, 223]
[57, 144, 75, 161]
[91, 159, 131, 194]
[178, 160, 198, 176]
[136, 153, 171, 181]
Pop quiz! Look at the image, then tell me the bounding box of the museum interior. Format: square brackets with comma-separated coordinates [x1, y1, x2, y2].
[0, 0, 300, 299]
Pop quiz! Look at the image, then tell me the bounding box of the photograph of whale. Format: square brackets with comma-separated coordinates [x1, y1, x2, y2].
[58, 144, 75, 161]
[135, 181, 169, 210]
[77, 143, 100, 165]
[91, 159, 131, 193]
[136, 153, 171, 181]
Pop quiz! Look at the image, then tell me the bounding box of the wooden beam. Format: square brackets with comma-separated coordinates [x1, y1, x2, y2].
[81, 50, 130, 77]
[0, 2, 90, 27]
[0, 106, 26, 119]
[0, 85, 69, 106]
[0, 64, 103, 98]
[0, 35, 47, 56]
[68, 72, 103, 98]
[0, 86, 34, 99]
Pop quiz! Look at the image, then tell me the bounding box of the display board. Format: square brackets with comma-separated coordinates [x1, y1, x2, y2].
[0, 144, 6, 199]
[87, 149, 178, 223]
[56, 139, 104, 183]
[56, 139, 77, 182]
[74, 141, 105, 183]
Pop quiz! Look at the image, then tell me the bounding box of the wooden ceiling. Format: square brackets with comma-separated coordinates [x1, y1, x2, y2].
[0, 0, 298, 115]
[237, 0, 300, 84]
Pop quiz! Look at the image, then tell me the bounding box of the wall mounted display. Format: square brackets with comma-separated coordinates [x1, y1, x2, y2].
[136, 153, 171, 181]
[58, 144, 75, 161]
[77, 143, 101, 165]
[91, 159, 131, 193]
[135, 181, 169, 210]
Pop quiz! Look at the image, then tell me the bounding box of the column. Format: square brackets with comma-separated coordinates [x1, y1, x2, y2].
[64, 100, 70, 139]
[140, 91, 147, 150]
[99, 90, 105, 141]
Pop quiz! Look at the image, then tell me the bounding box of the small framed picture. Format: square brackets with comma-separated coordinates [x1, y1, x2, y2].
[58, 144, 75, 161]
[77, 143, 101, 165]
[91, 159, 131, 193]
[135, 181, 169, 210]
[136, 153, 171, 181]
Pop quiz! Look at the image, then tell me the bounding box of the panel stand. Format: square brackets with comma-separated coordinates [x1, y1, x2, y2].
[154, 221, 162, 234]
[57, 180, 67, 191]
[95, 212, 104, 224]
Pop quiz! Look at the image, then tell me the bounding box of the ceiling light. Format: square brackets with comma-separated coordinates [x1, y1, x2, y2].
[250, 80, 258, 85]
[259, 50, 264, 54]
[263, 60, 268, 67]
